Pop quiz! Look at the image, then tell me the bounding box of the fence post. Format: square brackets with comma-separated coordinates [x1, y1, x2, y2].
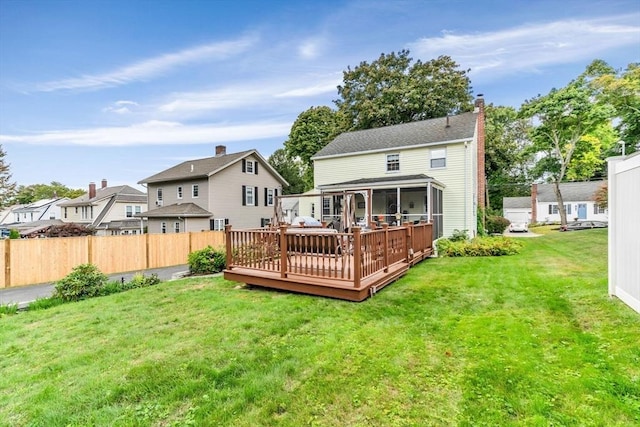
[225, 225, 232, 270]
[403, 221, 413, 262]
[382, 223, 389, 273]
[87, 235, 94, 265]
[353, 227, 361, 288]
[4, 239, 10, 288]
[280, 225, 288, 278]
[145, 233, 150, 269]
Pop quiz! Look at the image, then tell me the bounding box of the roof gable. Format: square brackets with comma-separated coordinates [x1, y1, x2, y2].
[139, 149, 288, 186]
[59, 185, 145, 206]
[313, 112, 478, 159]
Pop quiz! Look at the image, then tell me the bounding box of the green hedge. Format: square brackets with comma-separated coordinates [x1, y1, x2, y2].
[437, 236, 522, 257]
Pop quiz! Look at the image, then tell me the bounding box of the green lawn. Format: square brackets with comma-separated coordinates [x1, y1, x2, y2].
[1, 229, 638, 426]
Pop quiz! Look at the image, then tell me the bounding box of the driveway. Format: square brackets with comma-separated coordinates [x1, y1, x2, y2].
[0, 264, 189, 309]
[503, 230, 541, 238]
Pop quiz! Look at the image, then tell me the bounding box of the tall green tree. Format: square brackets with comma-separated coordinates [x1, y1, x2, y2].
[335, 51, 473, 130]
[587, 60, 640, 156]
[0, 145, 16, 208]
[520, 74, 614, 226]
[268, 149, 307, 195]
[14, 182, 85, 204]
[484, 105, 533, 211]
[284, 106, 346, 190]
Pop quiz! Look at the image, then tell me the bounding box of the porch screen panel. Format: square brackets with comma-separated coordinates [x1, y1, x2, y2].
[431, 186, 443, 239]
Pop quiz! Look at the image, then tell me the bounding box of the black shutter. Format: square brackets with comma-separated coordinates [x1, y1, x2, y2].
[264, 188, 268, 206]
[548, 205, 552, 215]
[254, 186, 259, 206]
[242, 185, 246, 206]
[242, 159, 246, 173]
[225, 218, 229, 225]
[255, 162, 259, 175]
[275, 188, 278, 198]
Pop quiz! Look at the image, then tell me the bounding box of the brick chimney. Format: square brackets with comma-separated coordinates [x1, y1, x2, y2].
[475, 94, 486, 210]
[101, 179, 108, 188]
[215, 145, 226, 156]
[531, 183, 538, 223]
[89, 182, 96, 199]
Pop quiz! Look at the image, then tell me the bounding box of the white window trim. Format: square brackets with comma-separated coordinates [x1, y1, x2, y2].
[430, 148, 447, 169]
[177, 186, 183, 199]
[192, 184, 199, 198]
[246, 186, 255, 206]
[386, 153, 400, 173]
[267, 188, 274, 207]
[246, 160, 255, 174]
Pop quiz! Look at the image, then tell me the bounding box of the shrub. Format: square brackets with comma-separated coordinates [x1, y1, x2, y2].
[9, 229, 20, 239]
[449, 229, 469, 242]
[437, 236, 522, 257]
[0, 303, 18, 316]
[486, 215, 510, 234]
[53, 264, 109, 302]
[188, 246, 226, 275]
[27, 297, 64, 311]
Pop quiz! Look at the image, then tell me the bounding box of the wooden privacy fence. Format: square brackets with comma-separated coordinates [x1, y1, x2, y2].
[0, 231, 225, 289]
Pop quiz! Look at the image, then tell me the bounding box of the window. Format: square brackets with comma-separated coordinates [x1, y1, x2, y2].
[549, 204, 572, 215]
[245, 186, 254, 206]
[210, 218, 229, 231]
[323, 197, 331, 216]
[174, 222, 180, 233]
[177, 186, 183, 199]
[430, 148, 446, 168]
[246, 160, 254, 174]
[266, 188, 274, 206]
[161, 222, 167, 234]
[126, 205, 133, 218]
[386, 154, 400, 172]
[135, 206, 141, 215]
[192, 184, 199, 198]
[157, 188, 163, 202]
[594, 204, 605, 214]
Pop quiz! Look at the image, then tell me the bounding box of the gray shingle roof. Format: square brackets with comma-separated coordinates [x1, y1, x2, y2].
[136, 203, 212, 218]
[59, 185, 146, 206]
[536, 181, 605, 203]
[312, 112, 478, 159]
[503, 197, 530, 209]
[319, 174, 436, 188]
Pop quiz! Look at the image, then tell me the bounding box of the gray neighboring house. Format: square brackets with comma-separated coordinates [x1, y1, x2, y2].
[137, 145, 288, 233]
[58, 180, 148, 235]
[503, 180, 608, 224]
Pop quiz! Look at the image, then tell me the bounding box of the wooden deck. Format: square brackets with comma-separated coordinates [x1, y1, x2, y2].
[223, 222, 433, 301]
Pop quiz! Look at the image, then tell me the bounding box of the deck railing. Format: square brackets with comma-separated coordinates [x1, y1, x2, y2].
[225, 222, 432, 289]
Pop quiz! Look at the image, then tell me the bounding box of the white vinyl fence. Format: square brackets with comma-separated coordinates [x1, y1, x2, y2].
[608, 152, 640, 314]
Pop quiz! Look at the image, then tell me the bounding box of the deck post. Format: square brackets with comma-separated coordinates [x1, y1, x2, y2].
[280, 225, 288, 279]
[382, 223, 389, 273]
[225, 224, 233, 270]
[404, 221, 413, 261]
[353, 226, 362, 288]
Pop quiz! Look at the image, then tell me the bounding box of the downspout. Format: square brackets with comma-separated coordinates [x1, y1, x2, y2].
[464, 140, 469, 232]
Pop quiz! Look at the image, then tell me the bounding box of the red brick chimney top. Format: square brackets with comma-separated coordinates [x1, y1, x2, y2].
[101, 179, 107, 188]
[89, 182, 96, 199]
[215, 145, 226, 156]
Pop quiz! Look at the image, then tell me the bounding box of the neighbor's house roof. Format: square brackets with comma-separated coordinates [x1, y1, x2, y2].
[503, 197, 530, 209]
[138, 149, 288, 186]
[135, 202, 212, 218]
[58, 185, 146, 207]
[536, 181, 606, 203]
[312, 112, 478, 159]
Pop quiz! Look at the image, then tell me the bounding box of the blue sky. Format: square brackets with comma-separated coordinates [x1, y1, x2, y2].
[1, 0, 638, 192]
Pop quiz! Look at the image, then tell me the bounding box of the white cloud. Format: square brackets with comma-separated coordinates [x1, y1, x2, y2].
[408, 15, 640, 80]
[298, 38, 323, 59]
[103, 100, 139, 114]
[158, 74, 340, 114]
[36, 36, 257, 92]
[0, 120, 290, 146]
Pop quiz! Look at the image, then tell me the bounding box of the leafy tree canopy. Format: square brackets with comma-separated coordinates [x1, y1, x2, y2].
[520, 72, 614, 225]
[484, 104, 533, 211]
[268, 148, 308, 194]
[335, 50, 474, 130]
[13, 182, 85, 205]
[586, 60, 640, 156]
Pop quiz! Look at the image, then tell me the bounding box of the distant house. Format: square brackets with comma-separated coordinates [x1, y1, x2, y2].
[306, 96, 487, 238]
[504, 181, 608, 224]
[137, 145, 288, 233]
[11, 197, 69, 223]
[0, 204, 25, 226]
[58, 179, 147, 235]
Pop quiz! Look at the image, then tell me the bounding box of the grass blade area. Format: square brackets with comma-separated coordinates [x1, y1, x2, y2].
[1, 229, 638, 426]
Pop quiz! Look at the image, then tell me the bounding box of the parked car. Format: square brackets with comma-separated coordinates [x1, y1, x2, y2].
[508, 220, 529, 233]
[561, 220, 608, 231]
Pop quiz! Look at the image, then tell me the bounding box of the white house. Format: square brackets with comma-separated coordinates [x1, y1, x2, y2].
[503, 181, 608, 224]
